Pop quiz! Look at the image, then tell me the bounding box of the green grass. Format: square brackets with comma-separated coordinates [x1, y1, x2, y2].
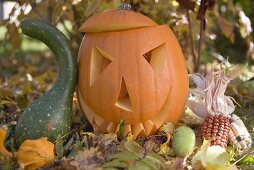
[21, 37, 48, 51]
[0, 25, 48, 55]
[0, 27, 6, 39]
[0, 21, 74, 54]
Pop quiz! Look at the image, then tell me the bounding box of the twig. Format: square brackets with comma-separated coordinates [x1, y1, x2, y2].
[31, 2, 47, 20]
[230, 150, 254, 167]
[53, 129, 75, 143]
[186, 9, 197, 72]
[197, 0, 206, 73]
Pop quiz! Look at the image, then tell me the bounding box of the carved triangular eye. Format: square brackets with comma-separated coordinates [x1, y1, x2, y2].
[90, 47, 113, 86]
[115, 77, 133, 112]
[143, 43, 166, 77]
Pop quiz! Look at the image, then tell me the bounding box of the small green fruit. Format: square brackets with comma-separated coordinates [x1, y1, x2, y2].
[172, 126, 195, 157]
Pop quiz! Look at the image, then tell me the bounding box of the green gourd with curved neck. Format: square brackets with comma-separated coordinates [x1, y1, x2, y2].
[15, 19, 77, 146]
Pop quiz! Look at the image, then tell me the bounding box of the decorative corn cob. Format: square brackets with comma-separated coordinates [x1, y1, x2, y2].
[229, 114, 252, 150]
[201, 114, 230, 147]
[188, 65, 242, 147]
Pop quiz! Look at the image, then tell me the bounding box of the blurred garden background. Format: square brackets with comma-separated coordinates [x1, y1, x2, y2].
[0, 0, 254, 72]
[0, 0, 254, 169]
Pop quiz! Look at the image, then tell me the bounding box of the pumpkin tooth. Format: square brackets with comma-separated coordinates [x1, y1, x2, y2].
[132, 123, 146, 136]
[151, 119, 162, 130]
[93, 116, 109, 133]
[106, 122, 117, 133]
[143, 120, 156, 135]
[123, 124, 132, 136]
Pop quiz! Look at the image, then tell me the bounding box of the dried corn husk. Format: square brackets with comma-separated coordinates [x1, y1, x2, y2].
[188, 65, 241, 119]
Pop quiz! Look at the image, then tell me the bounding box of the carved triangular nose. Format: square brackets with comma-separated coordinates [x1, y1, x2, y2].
[115, 77, 133, 112]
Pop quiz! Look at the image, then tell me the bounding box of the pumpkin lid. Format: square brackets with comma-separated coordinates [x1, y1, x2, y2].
[79, 9, 158, 33]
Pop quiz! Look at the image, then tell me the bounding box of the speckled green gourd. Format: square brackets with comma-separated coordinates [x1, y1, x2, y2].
[15, 19, 77, 146]
[172, 126, 196, 157]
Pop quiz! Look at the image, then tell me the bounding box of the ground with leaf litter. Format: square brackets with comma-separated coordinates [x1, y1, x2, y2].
[0, 55, 254, 169]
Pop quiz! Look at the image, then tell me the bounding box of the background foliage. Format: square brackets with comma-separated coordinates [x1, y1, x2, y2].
[0, 0, 254, 74]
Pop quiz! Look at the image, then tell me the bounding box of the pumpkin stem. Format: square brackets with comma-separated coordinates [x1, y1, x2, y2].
[118, 3, 132, 10]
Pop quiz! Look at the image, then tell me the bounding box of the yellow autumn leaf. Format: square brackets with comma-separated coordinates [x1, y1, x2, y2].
[126, 133, 135, 141]
[159, 122, 175, 136]
[157, 141, 171, 155]
[192, 140, 232, 170]
[206, 163, 232, 170]
[17, 137, 55, 170]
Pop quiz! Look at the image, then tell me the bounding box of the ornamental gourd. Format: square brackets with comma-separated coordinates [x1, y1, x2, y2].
[77, 4, 189, 137]
[15, 19, 77, 146]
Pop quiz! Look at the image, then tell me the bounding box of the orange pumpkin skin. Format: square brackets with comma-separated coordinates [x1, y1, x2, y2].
[77, 9, 189, 137]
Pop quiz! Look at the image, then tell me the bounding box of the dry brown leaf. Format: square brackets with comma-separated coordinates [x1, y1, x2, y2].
[177, 0, 196, 11]
[17, 137, 55, 170]
[217, 16, 235, 43]
[73, 147, 105, 170]
[170, 157, 185, 170]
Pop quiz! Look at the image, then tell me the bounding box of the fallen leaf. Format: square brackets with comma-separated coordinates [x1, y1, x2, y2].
[170, 158, 185, 170]
[192, 139, 232, 170]
[123, 141, 145, 157]
[159, 122, 175, 136]
[75, 147, 105, 169]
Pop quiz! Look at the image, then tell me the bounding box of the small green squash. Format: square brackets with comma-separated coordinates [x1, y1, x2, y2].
[172, 126, 196, 157]
[15, 19, 77, 146]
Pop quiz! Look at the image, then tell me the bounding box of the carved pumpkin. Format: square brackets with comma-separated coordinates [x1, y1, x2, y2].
[77, 4, 189, 137]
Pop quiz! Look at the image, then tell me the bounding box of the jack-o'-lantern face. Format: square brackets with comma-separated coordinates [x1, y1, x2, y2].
[77, 7, 188, 137]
